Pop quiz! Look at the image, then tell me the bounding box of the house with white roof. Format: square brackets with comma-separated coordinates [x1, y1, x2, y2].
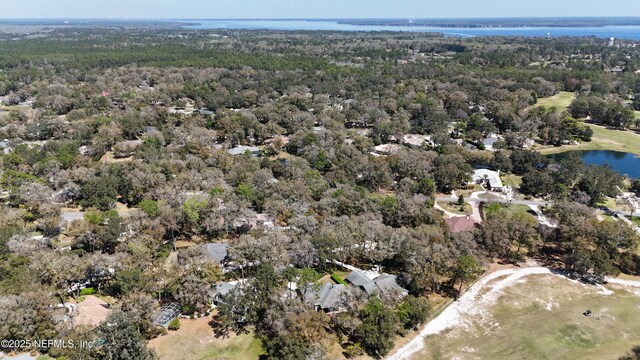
[471, 169, 504, 192]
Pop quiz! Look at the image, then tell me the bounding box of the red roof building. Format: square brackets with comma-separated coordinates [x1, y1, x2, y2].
[445, 216, 477, 233]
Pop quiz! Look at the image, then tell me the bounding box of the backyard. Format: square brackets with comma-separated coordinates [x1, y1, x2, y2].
[148, 315, 265, 360]
[416, 274, 640, 360]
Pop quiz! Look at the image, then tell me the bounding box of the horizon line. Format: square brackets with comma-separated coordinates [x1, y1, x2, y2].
[2, 16, 640, 21]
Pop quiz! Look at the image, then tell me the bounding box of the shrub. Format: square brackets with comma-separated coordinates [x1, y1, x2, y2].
[331, 274, 347, 285]
[343, 343, 364, 358]
[168, 318, 180, 331]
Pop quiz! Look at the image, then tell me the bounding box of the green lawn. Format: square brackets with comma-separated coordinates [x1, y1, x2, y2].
[437, 201, 472, 215]
[148, 316, 265, 360]
[501, 174, 522, 189]
[626, 216, 640, 227]
[419, 275, 640, 360]
[535, 91, 576, 113]
[539, 124, 640, 156]
[483, 203, 533, 219]
[599, 197, 632, 213]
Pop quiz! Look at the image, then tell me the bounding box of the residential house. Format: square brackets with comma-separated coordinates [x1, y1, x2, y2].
[401, 134, 436, 148]
[371, 143, 403, 156]
[302, 283, 347, 313]
[203, 243, 229, 264]
[211, 281, 242, 305]
[227, 145, 261, 157]
[445, 216, 478, 233]
[471, 169, 504, 192]
[178, 242, 229, 266]
[482, 134, 503, 151]
[345, 270, 408, 300]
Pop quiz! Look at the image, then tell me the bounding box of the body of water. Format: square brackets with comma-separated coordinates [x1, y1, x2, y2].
[548, 150, 640, 178]
[181, 20, 640, 40]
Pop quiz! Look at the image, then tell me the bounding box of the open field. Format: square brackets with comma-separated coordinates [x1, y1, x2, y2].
[600, 197, 633, 213]
[538, 124, 640, 156]
[148, 315, 265, 360]
[436, 201, 472, 215]
[535, 91, 576, 112]
[415, 274, 640, 360]
[500, 174, 522, 189]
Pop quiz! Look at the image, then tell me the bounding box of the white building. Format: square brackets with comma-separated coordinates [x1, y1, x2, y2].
[472, 169, 504, 192]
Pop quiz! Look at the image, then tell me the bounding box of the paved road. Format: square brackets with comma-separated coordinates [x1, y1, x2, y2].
[435, 197, 546, 207]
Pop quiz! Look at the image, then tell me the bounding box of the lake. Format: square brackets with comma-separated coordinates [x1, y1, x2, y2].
[181, 20, 640, 40]
[548, 150, 640, 178]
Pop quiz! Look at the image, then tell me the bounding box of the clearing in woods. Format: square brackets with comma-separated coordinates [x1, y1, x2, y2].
[535, 91, 576, 112]
[148, 315, 265, 360]
[415, 274, 640, 360]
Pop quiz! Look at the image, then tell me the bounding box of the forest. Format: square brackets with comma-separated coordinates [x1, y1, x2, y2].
[1, 26, 640, 359]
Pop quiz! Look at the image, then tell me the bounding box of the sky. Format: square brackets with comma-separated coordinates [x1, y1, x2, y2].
[2, 0, 640, 19]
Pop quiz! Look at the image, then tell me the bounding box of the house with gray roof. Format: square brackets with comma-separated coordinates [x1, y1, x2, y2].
[303, 283, 347, 313]
[228, 145, 261, 157]
[177, 242, 229, 267]
[210, 280, 243, 305]
[203, 242, 229, 264]
[345, 271, 408, 300]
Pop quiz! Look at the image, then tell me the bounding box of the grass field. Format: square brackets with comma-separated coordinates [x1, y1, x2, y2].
[600, 197, 632, 213]
[501, 174, 523, 189]
[535, 92, 576, 112]
[539, 124, 640, 156]
[483, 203, 533, 219]
[437, 201, 472, 215]
[148, 315, 265, 360]
[417, 275, 640, 360]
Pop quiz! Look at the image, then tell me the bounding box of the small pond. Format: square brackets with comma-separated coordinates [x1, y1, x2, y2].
[547, 150, 640, 178]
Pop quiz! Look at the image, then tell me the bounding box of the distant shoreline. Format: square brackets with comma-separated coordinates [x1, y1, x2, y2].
[2, 17, 640, 29]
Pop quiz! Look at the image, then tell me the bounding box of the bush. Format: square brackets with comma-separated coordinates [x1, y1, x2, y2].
[331, 274, 347, 285]
[343, 343, 364, 358]
[79, 287, 96, 296]
[168, 318, 180, 331]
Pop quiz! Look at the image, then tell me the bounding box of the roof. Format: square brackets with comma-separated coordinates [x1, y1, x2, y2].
[371, 274, 409, 298]
[346, 271, 409, 299]
[74, 295, 111, 328]
[445, 216, 477, 233]
[0, 141, 8, 148]
[227, 145, 261, 156]
[346, 270, 372, 287]
[304, 283, 347, 310]
[472, 169, 504, 189]
[203, 243, 228, 263]
[402, 134, 434, 147]
[212, 281, 239, 298]
[373, 144, 403, 155]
